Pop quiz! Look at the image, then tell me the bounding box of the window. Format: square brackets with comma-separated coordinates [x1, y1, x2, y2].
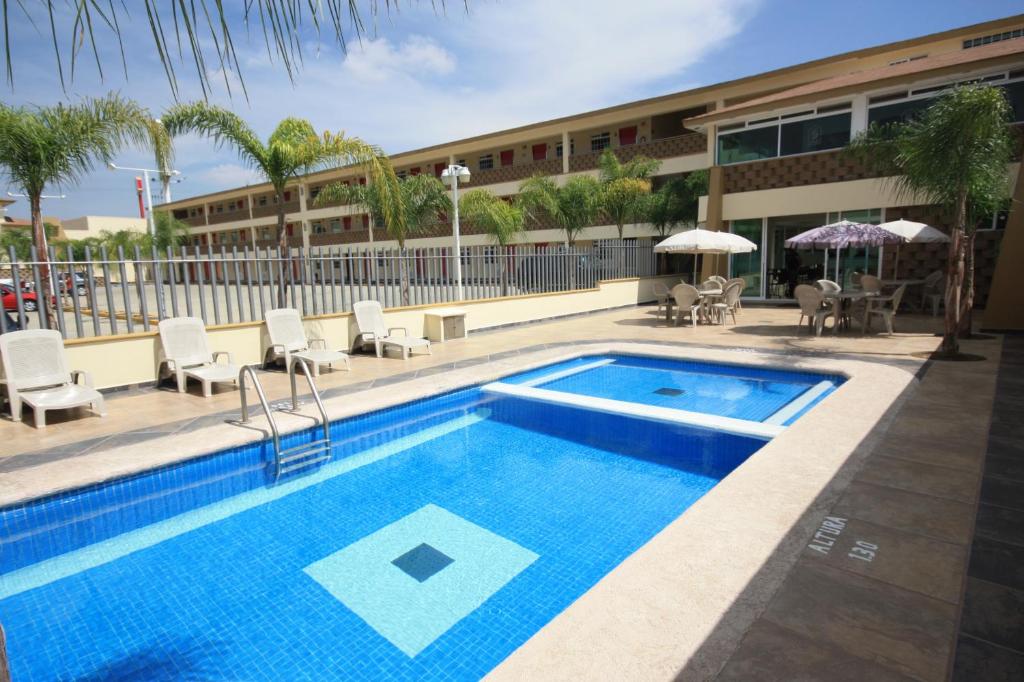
[500, 149, 514, 167]
[1003, 79, 1024, 122]
[478, 154, 494, 170]
[215, 204, 223, 213]
[779, 113, 851, 155]
[329, 219, 342, 233]
[309, 187, 320, 200]
[979, 201, 1010, 230]
[396, 170, 408, 179]
[717, 105, 852, 164]
[963, 28, 1023, 49]
[717, 125, 779, 164]
[532, 143, 547, 161]
[868, 97, 934, 127]
[590, 132, 611, 152]
[258, 196, 267, 207]
[312, 221, 326, 234]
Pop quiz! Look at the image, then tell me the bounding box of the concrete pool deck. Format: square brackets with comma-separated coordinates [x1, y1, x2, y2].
[0, 305, 1010, 680]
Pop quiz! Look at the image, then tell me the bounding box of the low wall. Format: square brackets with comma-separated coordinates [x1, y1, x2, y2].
[64, 276, 673, 390]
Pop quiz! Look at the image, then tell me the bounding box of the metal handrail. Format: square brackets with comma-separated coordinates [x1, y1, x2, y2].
[289, 357, 331, 444]
[237, 364, 281, 465]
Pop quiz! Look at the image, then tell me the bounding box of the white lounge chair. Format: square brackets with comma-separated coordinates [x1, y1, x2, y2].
[0, 329, 106, 428]
[158, 317, 239, 396]
[352, 301, 431, 359]
[264, 308, 350, 377]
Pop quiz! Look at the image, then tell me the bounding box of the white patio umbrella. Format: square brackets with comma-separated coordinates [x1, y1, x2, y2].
[877, 219, 950, 278]
[654, 228, 758, 282]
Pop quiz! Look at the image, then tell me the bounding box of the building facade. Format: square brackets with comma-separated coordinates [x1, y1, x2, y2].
[161, 15, 1024, 313]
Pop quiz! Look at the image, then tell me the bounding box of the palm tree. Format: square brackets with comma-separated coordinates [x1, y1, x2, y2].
[0, 93, 150, 314]
[458, 189, 526, 295]
[147, 119, 176, 203]
[3, 3, 459, 98]
[518, 175, 603, 247]
[846, 85, 1014, 356]
[164, 103, 401, 302]
[315, 174, 450, 305]
[644, 179, 689, 239]
[597, 149, 661, 240]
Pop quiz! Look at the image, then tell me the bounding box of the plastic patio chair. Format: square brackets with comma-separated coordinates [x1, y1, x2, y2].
[671, 284, 702, 328]
[264, 308, 350, 377]
[653, 282, 672, 317]
[0, 329, 106, 428]
[711, 281, 743, 325]
[795, 284, 834, 336]
[859, 274, 882, 294]
[921, 270, 944, 315]
[724, 277, 746, 309]
[157, 317, 240, 397]
[864, 284, 907, 336]
[352, 301, 432, 359]
[815, 279, 841, 294]
[708, 275, 727, 287]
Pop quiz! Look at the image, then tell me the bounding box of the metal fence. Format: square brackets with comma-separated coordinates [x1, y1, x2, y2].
[0, 240, 656, 339]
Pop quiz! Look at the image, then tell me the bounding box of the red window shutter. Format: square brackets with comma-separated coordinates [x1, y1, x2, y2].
[283, 190, 291, 201]
[286, 224, 293, 237]
[410, 167, 421, 176]
[363, 215, 369, 227]
[619, 126, 638, 146]
[532, 144, 547, 161]
[358, 178, 366, 186]
[343, 217, 352, 231]
[434, 162, 446, 177]
[500, 150, 514, 167]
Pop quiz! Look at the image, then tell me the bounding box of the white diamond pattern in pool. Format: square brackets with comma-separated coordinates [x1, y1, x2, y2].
[304, 504, 538, 657]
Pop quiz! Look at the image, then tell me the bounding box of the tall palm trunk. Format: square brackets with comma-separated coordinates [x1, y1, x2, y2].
[958, 229, 977, 338]
[941, 192, 967, 355]
[275, 189, 289, 307]
[398, 244, 410, 306]
[30, 193, 55, 324]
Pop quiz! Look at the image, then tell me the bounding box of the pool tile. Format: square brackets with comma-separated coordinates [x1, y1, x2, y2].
[304, 504, 538, 657]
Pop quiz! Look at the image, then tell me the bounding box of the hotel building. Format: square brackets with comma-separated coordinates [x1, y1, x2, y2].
[161, 14, 1024, 327]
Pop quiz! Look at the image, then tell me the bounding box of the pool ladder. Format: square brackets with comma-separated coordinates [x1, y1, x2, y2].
[237, 357, 332, 481]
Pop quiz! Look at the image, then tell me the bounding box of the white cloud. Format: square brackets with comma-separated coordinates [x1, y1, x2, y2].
[343, 35, 456, 83]
[196, 164, 264, 189]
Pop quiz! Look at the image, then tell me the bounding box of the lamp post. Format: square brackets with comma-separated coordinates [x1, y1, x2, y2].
[441, 164, 471, 300]
[107, 163, 180, 238]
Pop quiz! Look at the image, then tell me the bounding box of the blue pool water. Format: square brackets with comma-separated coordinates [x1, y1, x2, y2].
[505, 354, 842, 424]
[0, 355, 840, 680]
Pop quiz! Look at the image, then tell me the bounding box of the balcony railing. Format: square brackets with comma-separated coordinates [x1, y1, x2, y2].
[721, 149, 877, 194]
[207, 208, 251, 225]
[470, 158, 563, 186]
[251, 200, 301, 219]
[177, 214, 207, 228]
[569, 133, 706, 172]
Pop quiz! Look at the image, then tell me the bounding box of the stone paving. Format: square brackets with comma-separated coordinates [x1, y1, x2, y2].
[0, 303, 1011, 680]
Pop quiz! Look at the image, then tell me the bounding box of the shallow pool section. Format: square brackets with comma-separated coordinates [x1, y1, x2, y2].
[499, 354, 843, 426]
[0, 354, 835, 681]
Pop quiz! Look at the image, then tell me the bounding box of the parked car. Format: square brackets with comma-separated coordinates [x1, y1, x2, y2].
[1, 284, 38, 312]
[59, 272, 88, 296]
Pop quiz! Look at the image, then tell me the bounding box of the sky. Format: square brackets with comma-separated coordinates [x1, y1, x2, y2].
[1, 0, 1021, 219]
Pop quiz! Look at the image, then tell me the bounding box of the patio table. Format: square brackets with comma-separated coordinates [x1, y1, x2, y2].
[822, 291, 877, 334]
[663, 288, 722, 324]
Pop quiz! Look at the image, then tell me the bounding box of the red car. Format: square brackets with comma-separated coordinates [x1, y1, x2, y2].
[1, 284, 38, 312]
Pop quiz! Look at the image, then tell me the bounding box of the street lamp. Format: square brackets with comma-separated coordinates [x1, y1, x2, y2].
[441, 164, 471, 300]
[107, 162, 181, 237]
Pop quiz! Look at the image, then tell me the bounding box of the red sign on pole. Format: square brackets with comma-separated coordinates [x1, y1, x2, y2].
[136, 177, 145, 218]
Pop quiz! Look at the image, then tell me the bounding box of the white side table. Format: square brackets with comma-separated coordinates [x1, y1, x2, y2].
[424, 308, 468, 342]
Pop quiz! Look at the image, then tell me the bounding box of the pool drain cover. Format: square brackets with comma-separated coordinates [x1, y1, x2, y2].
[392, 543, 454, 582]
[654, 387, 684, 396]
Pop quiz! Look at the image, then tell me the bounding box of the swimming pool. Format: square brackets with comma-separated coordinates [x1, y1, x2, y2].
[0, 354, 842, 680]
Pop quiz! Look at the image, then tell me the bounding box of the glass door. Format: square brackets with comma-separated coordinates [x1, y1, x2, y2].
[729, 219, 764, 297]
[766, 213, 828, 299]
